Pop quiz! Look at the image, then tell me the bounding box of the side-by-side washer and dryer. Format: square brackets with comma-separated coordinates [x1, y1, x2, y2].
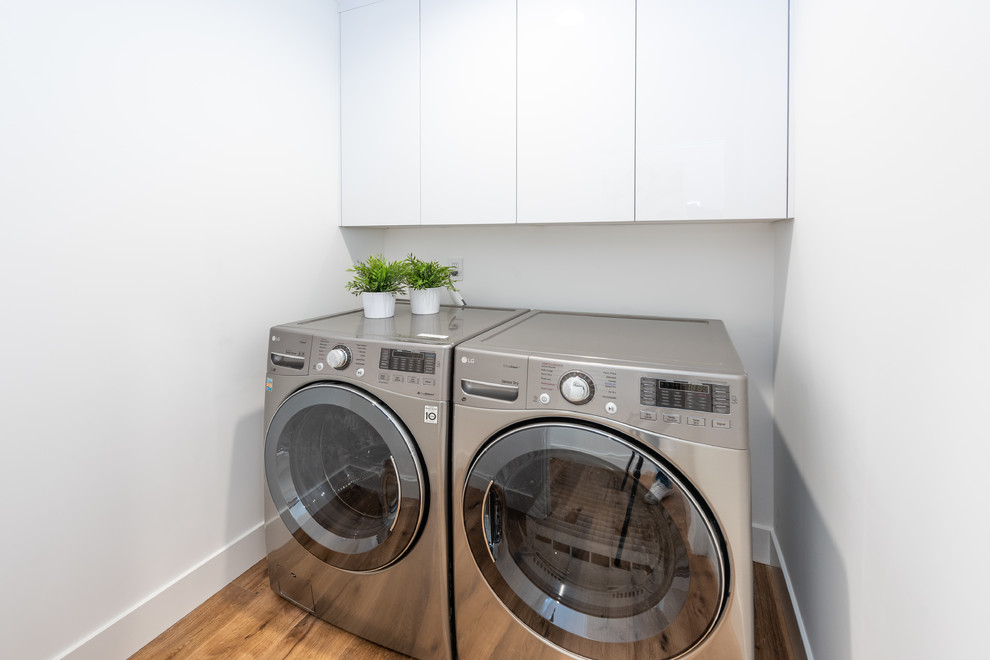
[452, 311, 752, 660]
[263, 303, 526, 660]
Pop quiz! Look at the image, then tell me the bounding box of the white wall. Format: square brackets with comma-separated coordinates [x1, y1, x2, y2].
[777, 0, 990, 658]
[380, 222, 778, 539]
[0, 2, 348, 658]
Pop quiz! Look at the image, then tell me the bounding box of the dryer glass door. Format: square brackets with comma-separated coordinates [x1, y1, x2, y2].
[463, 422, 728, 659]
[266, 383, 425, 572]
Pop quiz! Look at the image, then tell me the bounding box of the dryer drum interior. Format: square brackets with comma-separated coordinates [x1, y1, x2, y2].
[266, 383, 426, 573]
[463, 422, 729, 659]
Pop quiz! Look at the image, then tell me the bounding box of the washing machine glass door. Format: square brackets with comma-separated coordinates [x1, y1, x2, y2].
[266, 383, 425, 572]
[463, 421, 728, 659]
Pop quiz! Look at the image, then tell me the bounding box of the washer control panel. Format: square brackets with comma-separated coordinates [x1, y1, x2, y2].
[268, 330, 448, 401]
[378, 347, 437, 375]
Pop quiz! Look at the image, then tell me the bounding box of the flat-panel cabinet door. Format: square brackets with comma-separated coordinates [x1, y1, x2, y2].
[517, 0, 636, 224]
[340, 0, 420, 226]
[421, 0, 516, 225]
[636, 0, 788, 221]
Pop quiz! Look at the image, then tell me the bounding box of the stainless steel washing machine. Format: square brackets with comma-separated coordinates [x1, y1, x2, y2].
[264, 303, 527, 660]
[451, 311, 752, 660]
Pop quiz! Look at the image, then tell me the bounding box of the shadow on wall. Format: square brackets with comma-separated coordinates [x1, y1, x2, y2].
[773, 219, 793, 371]
[230, 410, 266, 547]
[774, 429, 850, 660]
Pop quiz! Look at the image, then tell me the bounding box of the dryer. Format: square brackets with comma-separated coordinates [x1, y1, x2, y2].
[264, 303, 526, 660]
[451, 311, 752, 660]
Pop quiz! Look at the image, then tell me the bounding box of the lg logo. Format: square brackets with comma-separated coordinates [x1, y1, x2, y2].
[424, 405, 439, 424]
[460, 356, 475, 364]
[271, 335, 280, 342]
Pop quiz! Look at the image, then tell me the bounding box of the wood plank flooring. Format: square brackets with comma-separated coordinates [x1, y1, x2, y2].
[132, 559, 805, 660]
[753, 562, 807, 660]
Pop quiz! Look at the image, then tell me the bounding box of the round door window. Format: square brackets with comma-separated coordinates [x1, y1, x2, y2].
[266, 383, 425, 572]
[463, 422, 728, 659]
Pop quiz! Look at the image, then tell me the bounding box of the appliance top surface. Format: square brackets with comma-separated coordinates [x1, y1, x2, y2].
[286, 303, 528, 346]
[465, 310, 745, 372]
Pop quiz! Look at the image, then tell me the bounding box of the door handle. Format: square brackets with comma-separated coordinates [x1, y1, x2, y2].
[481, 480, 503, 562]
[382, 455, 401, 532]
[461, 379, 519, 402]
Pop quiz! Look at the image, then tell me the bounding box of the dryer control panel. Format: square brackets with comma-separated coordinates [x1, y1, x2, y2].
[454, 349, 747, 450]
[639, 378, 731, 414]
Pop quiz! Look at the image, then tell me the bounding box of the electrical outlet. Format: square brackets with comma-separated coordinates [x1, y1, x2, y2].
[448, 258, 464, 282]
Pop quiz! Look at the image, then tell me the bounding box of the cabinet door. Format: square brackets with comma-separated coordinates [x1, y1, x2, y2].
[421, 0, 516, 225]
[339, 0, 420, 226]
[636, 0, 788, 221]
[517, 0, 636, 223]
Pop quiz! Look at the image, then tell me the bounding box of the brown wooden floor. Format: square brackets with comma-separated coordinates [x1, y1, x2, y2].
[132, 559, 805, 660]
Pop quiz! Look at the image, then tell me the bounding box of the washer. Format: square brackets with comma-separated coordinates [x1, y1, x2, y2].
[264, 303, 527, 660]
[451, 311, 752, 660]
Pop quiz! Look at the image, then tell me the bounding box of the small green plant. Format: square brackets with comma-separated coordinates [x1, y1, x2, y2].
[404, 254, 458, 291]
[345, 254, 407, 295]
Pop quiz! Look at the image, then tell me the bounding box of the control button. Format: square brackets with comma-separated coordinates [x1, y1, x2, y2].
[355, 368, 365, 377]
[605, 402, 617, 415]
[641, 410, 658, 421]
[687, 416, 706, 427]
[378, 373, 389, 383]
[392, 374, 405, 383]
[712, 419, 732, 430]
[315, 362, 324, 372]
[327, 345, 352, 370]
[423, 377, 436, 386]
[539, 393, 551, 405]
[559, 371, 595, 405]
[662, 413, 681, 424]
[407, 376, 420, 384]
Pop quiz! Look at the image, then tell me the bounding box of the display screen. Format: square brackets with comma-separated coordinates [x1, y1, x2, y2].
[379, 348, 436, 374]
[657, 381, 711, 395]
[640, 378, 730, 414]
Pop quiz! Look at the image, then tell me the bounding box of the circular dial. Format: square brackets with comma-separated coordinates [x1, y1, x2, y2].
[327, 344, 352, 370]
[559, 371, 595, 405]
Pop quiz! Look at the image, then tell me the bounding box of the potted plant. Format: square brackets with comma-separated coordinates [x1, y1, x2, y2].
[404, 254, 458, 315]
[345, 254, 407, 318]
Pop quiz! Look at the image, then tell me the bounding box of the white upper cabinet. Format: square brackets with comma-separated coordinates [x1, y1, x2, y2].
[516, 0, 636, 224]
[339, 0, 420, 226]
[636, 0, 789, 221]
[338, 0, 788, 226]
[421, 0, 516, 225]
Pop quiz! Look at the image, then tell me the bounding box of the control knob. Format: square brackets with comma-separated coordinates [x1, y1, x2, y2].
[559, 371, 595, 405]
[327, 345, 352, 370]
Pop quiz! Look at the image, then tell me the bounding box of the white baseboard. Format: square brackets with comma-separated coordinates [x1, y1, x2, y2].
[57, 524, 266, 660]
[756, 523, 815, 660]
[56, 523, 805, 660]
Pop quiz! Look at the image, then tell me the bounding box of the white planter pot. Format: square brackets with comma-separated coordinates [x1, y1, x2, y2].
[409, 287, 443, 315]
[361, 291, 396, 318]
